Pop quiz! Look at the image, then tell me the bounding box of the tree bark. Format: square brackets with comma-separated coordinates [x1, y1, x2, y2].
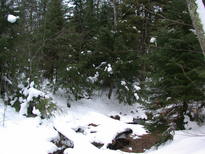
[112, 0, 117, 28]
[186, 0, 205, 56]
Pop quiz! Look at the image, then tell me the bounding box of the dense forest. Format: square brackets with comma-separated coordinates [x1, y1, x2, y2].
[0, 0, 205, 145]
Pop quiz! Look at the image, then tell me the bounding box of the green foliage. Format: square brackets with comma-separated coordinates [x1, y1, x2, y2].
[0, 1, 20, 99]
[42, 0, 65, 80]
[32, 97, 57, 119]
[146, 0, 205, 144]
[10, 81, 57, 119]
[1, 0, 205, 137]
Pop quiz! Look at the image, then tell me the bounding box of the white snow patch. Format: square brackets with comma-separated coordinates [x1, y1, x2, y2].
[87, 72, 99, 83]
[121, 81, 129, 90]
[7, 14, 19, 23]
[150, 37, 156, 43]
[19, 81, 46, 115]
[105, 64, 113, 74]
[121, 81, 126, 86]
[134, 93, 139, 100]
[134, 85, 141, 91]
[153, 6, 162, 13]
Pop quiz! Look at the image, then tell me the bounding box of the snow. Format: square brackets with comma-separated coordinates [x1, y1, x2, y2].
[153, 6, 162, 13]
[0, 101, 58, 154]
[7, 14, 19, 23]
[2, 76, 12, 85]
[146, 126, 205, 154]
[23, 82, 45, 103]
[196, 0, 205, 33]
[0, 93, 146, 154]
[134, 85, 141, 91]
[121, 81, 126, 86]
[87, 72, 99, 83]
[19, 81, 46, 115]
[105, 64, 113, 74]
[1, 92, 205, 154]
[121, 81, 129, 90]
[52, 95, 146, 154]
[134, 93, 139, 100]
[150, 37, 156, 43]
[66, 66, 72, 71]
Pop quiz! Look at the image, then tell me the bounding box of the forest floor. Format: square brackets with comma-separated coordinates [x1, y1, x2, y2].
[0, 92, 205, 154]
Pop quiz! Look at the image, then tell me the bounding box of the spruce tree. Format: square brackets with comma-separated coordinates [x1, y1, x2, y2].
[146, 0, 205, 141]
[0, 0, 19, 99]
[42, 0, 65, 82]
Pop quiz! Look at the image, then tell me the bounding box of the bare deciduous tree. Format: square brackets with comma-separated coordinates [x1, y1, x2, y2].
[186, 0, 205, 56]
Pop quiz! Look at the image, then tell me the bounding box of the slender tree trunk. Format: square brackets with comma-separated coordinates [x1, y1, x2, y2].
[112, 0, 117, 28]
[186, 0, 205, 56]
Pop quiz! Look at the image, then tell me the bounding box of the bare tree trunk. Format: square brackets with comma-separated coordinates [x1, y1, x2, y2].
[186, 0, 205, 56]
[112, 0, 117, 28]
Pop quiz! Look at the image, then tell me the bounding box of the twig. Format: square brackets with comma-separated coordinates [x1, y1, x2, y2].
[175, 62, 193, 82]
[144, 7, 193, 27]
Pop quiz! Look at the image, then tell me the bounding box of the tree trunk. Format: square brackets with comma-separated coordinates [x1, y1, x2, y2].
[112, 0, 117, 28]
[186, 0, 205, 56]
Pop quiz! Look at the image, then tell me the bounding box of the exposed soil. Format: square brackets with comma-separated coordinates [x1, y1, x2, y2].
[121, 133, 161, 153]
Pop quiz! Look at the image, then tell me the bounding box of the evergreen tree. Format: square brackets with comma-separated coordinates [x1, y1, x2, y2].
[42, 0, 65, 81]
[0, 0, 19, 99]
[90, 0, 158, 103]
[146, 0, 205, 142]
[56, 0, 100, 99]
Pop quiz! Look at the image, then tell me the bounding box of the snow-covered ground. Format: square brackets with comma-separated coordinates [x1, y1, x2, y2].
[146, 125, 205, 154]
[0, 94, 205, 154]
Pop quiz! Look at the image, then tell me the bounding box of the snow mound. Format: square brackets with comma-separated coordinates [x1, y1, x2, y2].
[0, 103, 58, 154]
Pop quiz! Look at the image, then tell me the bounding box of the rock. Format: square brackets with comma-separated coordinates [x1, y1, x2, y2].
[67, 102, 71, 108]
[107, 128, 133, 150]
[107, 138, 130, 150]
[76, 127, 84, 133]
[50, 127, 74, 154]
[90, 131, 97, 133]
[115, 128, 133, 139]
[88, 123, 98, 127]
[127, 118, 145, 125]
[92, 142, 104, 149]
[110, 115, 120, 120]
[49, 149, 65, 154]
[74, 127, 85, 134]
